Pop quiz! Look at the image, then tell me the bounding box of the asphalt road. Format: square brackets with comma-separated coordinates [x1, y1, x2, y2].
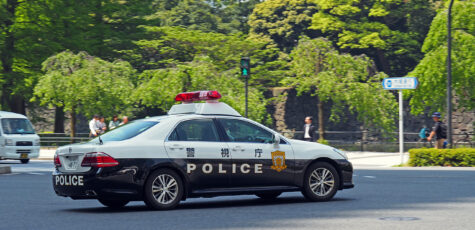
[1, 161, 474, 230]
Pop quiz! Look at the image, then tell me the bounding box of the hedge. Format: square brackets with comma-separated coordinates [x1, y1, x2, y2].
[408, 148, 475, 167]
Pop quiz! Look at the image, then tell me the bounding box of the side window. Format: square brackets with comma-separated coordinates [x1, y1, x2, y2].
[169, 119, 220, 142]
[218, 119, 273, 143]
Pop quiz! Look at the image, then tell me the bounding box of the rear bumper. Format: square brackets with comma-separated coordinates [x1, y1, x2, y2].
[335, 159, 354, 190]
[52, 168, 143, 200]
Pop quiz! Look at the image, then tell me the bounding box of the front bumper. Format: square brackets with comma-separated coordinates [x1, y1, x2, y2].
[335, 159, 354, 189]
[0, 146, 40, 159]
[52, 168, 143, 200]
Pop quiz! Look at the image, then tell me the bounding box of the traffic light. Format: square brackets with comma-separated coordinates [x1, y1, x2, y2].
[240, 57, 250, 77]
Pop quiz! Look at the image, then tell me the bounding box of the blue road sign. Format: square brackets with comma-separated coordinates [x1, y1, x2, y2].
[382, 77, 418, 90]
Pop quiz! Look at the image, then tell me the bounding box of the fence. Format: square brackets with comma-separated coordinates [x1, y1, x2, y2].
[38, 133, 92, 147]
[281, 130, 474, 152]
[39, 131, 474, 151]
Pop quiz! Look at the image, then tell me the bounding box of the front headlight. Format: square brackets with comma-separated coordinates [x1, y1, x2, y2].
[333, 148, 348, 160]
[34, 139, 41, 146]
[5, 139, 13, 146]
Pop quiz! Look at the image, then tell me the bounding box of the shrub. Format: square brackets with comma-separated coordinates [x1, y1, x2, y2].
[317, 138, 329, 145]
[408, 148, 475, 167]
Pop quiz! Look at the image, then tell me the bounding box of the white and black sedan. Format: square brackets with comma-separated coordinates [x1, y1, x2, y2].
[53, 91, 354, 210]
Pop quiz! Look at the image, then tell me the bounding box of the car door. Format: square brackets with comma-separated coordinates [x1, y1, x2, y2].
[216, 118, 295, 187]
[164, 118, 231, 190]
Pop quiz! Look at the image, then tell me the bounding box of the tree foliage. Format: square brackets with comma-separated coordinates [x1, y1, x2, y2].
[309, 0, 438, 77]
[284, 37, 397, 134]
[33, 51, 135, 119]
[134, 56, 270, 124]
[407, 0, 475, 115]
[248, 0, 318, 52]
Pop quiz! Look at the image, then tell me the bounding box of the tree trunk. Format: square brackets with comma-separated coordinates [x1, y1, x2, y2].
[70, 106, 76, 143]
[317, 99, 325, 140]
[376, 48, 391, 74]
[8, 95, 25, 114]
[54, 106, 65, 133]
[0, 0, 19, 112]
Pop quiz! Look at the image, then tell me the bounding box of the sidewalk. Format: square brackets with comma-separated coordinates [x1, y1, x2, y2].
[347, 151, 408, 169]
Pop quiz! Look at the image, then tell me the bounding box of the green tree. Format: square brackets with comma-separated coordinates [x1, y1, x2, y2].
[284, 37, 397, 139]
[134, 56, 270, 124]
[407, 0, 475, 115]
[309, 0, 438, 77]
[32, 51, 135, 138]
[122, 26, 289, 88]
[248, 0, 318, 52]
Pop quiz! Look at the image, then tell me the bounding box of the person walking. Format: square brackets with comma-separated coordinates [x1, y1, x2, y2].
[89, 115, 100, 137]
[427, 112, 447, 149]
[302, 116, 316, 142]
[109, 115, 120, 130]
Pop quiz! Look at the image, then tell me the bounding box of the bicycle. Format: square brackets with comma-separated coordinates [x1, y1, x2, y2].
[454, 132, 474, 148]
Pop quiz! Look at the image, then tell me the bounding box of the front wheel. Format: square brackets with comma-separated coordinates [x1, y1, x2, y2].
[20, 159, 30, 164]
[144, 169, 183, 210]
[302, 162, 340, 202]
[98, 198, 129, 209]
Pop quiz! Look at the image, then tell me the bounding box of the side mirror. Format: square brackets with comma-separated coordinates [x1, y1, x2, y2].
[273, 134, 280, 145]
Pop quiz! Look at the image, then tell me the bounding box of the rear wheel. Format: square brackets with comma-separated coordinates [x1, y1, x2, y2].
[98, 198, 129, 209]
[20, 159, 30, 164]
[256, 192, 282, 200]
[302, 162, 339, 202]
[144, 169, 183, 210]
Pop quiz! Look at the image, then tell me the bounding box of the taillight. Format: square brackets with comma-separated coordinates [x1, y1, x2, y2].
[81, 152, 119, 168]
[54, 154, 61, 167]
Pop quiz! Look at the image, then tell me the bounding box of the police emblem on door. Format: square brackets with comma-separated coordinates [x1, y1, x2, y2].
[271, 151, 287, 172]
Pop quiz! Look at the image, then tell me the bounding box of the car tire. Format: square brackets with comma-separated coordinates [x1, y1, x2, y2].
[144, 169, 184, 210]
[302, 162, 339, 202]
[20, 159, 30, 164]
[98, 198, 129, 209]
[256, 192, 282, 200]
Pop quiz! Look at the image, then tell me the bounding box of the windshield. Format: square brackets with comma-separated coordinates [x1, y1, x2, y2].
[91, 121, 158, 142]
[1, 118, 36, 134]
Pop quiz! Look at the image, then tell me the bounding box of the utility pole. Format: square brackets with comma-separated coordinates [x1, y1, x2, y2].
[240, 57, 250, 118]
[447, 0, 454, 148]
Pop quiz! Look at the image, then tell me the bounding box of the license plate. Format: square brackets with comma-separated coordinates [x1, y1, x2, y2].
[54, 175, 84, 186]
[20, 153, 28, 159]
[64, 156, 79, 170]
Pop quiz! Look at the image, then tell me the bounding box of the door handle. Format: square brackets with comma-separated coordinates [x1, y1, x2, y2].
[231, 146, 245, 151]
[169, 144, 184, 150]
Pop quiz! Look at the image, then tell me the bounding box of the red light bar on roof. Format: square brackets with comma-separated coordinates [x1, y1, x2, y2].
[175, 90, 222, 103]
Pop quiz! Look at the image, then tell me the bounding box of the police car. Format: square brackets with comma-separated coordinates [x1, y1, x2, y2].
[53, 91, 354, 210]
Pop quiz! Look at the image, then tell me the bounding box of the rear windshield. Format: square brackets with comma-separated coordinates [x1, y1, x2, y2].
[92, 121, 158, 142]
[1, 118, 36, 134]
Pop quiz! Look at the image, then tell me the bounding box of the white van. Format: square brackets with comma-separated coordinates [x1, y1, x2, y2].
[0, 111, 40, 163]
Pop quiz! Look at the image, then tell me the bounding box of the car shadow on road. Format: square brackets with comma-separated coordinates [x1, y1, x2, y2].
[63, 196, 354, 213]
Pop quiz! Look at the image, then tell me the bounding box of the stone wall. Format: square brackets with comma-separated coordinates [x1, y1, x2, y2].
[266, 87, 474, 141]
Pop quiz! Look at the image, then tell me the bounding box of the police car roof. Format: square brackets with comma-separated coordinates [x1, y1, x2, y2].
[0, 111, 28, 119]
[167, 102, 241, 117]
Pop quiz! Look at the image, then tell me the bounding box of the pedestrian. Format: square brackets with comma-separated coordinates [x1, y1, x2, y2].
[302, 116, 316, 142]
[120, 116, 129, 126]
[89, 115, 100, 137]
[427, 112, 447, 149]
[109, 115, 120, 130]
[98, 116, 107, 134]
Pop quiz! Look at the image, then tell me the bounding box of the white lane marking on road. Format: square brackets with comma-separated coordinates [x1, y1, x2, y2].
[27, 172, 45, 175]
[364, 176, 376, 179]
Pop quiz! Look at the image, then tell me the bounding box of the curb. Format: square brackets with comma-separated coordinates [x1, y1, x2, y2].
[0, 165, 12, 174]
